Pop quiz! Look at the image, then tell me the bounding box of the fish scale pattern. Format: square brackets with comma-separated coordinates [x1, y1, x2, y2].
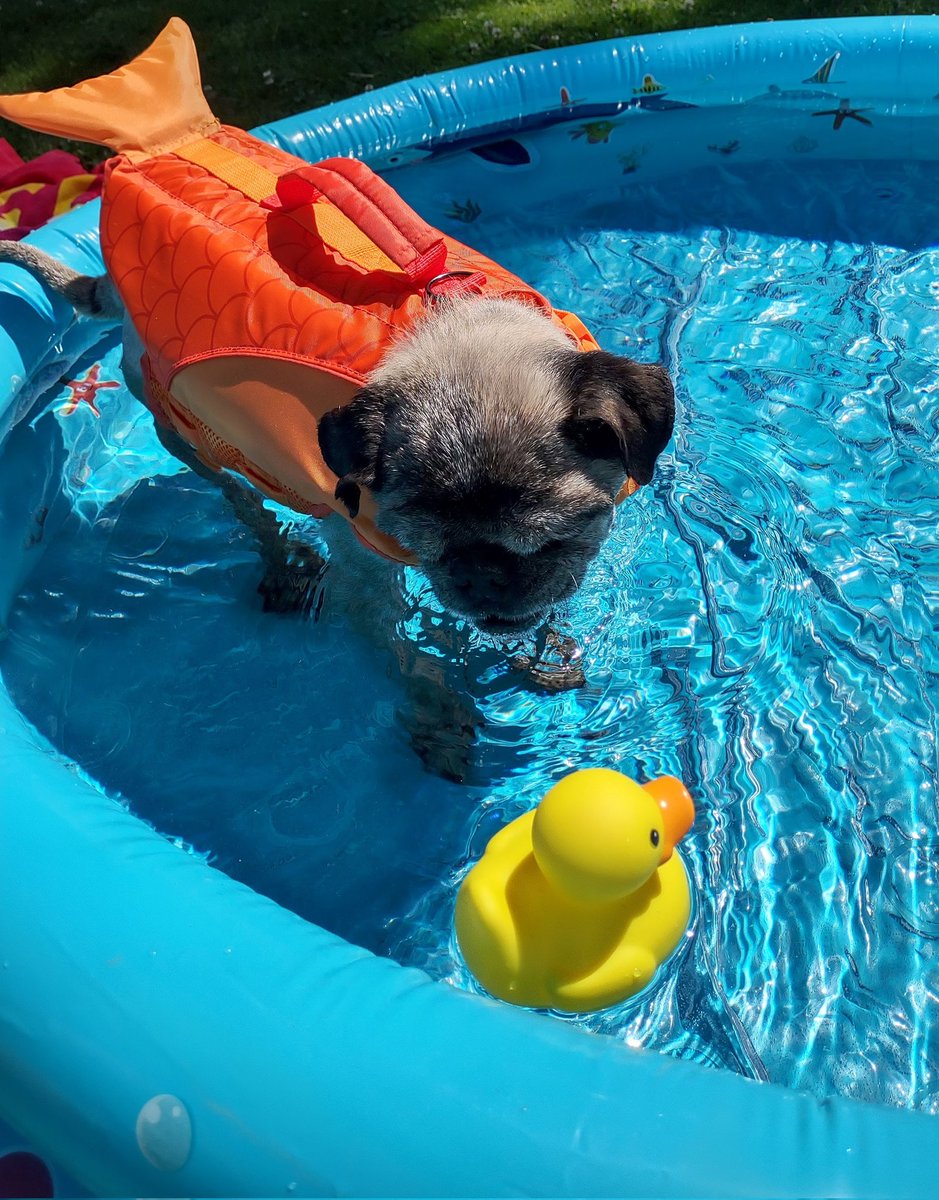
[93, 123, 596, 559]
[99, 125, 556, 393]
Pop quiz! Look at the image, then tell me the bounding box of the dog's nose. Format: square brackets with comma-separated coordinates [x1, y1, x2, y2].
[448, 542, 531, 621]
[453, 574, 510, 603]
[448, 554, 478, 582]
[449, 550, 515, 610]
[452, 544, 515, 580]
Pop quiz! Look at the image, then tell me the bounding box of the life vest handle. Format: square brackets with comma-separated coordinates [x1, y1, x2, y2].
[275, 158, 450, 285]
[174, 137, 486, 296]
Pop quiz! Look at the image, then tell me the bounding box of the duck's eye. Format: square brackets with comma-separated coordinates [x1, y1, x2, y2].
[650, 828, 660, 847]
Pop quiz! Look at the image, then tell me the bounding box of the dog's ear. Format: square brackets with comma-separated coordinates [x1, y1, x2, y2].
[560, 351, 675, 488]
[319, 386, 395, 519]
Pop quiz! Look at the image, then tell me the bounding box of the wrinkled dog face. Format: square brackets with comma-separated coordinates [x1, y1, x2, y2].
[319, 298, 675, 633]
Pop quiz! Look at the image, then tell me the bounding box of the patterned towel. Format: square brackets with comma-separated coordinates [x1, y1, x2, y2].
[0, 137, 102, 239]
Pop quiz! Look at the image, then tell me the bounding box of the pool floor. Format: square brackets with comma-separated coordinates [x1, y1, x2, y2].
[1, 152, 937, 1115]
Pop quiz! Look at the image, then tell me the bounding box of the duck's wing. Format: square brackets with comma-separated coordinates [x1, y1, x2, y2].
[552, 944, 658, 1014]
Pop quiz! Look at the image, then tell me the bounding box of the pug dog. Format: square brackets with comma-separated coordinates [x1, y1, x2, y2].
[318, 295, 675, 636]
[1, 241, 675, 642]
[2, 240, 675, 778]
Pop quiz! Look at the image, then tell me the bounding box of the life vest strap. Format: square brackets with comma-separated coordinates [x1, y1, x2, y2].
[172, 136, 485, 296]
[175, 138, 278, 203]
[275, 158, 449, 284]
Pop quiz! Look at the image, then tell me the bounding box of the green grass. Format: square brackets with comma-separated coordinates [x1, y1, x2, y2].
[2, 0, 936, 161]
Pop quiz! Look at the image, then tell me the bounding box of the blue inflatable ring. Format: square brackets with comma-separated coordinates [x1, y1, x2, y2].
[1, 17, 937, 1196]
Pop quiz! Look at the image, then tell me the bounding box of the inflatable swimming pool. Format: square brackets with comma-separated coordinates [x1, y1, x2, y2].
[1, 15, 938, 1197]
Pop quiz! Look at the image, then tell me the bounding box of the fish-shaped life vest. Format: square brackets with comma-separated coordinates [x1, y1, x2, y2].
[0, 19, 617, 562]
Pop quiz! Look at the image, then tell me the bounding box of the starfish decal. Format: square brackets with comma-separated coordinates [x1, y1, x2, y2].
[812, 99, 872, 130]
[59, 363, 119, 417]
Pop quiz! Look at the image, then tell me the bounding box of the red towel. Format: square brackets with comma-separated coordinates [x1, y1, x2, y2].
[0, 137, 102, 240]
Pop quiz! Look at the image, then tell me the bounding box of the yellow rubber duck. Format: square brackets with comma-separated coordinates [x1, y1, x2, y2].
[455, 768, 695, 1013]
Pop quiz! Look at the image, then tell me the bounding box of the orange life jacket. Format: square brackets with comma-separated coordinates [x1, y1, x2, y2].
[0, 18, 612, 562]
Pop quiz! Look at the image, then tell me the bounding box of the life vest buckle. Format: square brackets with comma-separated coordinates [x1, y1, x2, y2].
[423, 269, 487, 304]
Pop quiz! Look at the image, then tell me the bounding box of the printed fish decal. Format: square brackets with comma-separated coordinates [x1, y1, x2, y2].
[444, 198, 482, 223]
[626, 94, 696, 113]
[570, 120, 619, 144]
[470, 139, 530, 166]
[422, 93, 697, 162]
[748, 83, 838, 107]
[618, 148, 645, 174]
[803, 53, 842, 85]
[633, 74, 666, 95]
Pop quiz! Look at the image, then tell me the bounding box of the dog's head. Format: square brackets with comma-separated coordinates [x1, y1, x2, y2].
[319, 299, 674, 633]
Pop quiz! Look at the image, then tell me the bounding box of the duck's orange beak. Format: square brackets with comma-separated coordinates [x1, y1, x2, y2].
[643, 775, 695, 861]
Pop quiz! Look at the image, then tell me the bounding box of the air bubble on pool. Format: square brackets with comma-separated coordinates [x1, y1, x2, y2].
[135, 1094, 192, 1172]
[0, 151, 937, 1116]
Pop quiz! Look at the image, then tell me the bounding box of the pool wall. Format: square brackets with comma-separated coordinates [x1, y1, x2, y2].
[1, 17, 938, 1196]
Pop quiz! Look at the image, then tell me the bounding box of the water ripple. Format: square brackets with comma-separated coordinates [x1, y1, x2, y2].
[0, 157, 937, 1115]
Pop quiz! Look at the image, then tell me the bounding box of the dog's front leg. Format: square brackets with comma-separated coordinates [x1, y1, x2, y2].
[394, 638, 483, 784]
[154, 424, 327, 617]
[120, 316, 325, 615]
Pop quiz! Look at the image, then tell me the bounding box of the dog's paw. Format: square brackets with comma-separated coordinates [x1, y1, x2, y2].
[508, 655, 587, 693]
[509, 628, 587, 693]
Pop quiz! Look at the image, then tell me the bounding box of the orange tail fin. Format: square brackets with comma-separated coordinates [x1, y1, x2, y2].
[0, 18, 218, 161]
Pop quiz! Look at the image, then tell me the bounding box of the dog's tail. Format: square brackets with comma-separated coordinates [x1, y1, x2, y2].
[0, 241, 122, 318]
[0, 18, 218, 162]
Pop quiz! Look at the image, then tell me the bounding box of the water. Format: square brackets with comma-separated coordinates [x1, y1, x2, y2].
[1, 154, 937, 1115]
